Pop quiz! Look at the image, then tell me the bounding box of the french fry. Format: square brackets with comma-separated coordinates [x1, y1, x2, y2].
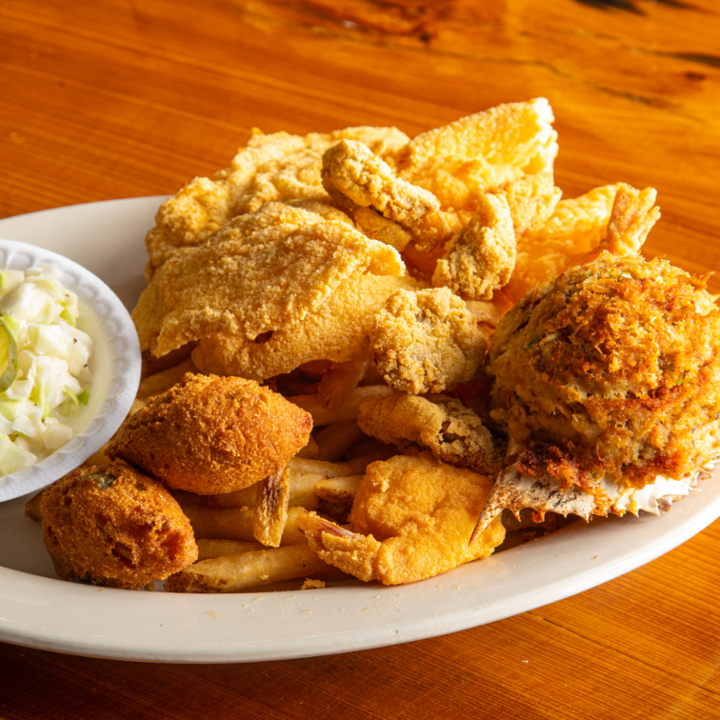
[345, 451, 397, 475]
[179, 501, 308, 545]
[176, 471, 324, 510]
[196, 539, 265, 560]
[295, 434, 319, 459]
[253, 466, 291, 547]
[344, 436, 396, 460]
[288, 457, 354, 478]
[164, 543, 331, 593]
[284, 472, 323, 509]
[179, 502, 256, 541]
[290, 385, 395, 426]
[314, 421, 367, 462]
[137, 357, 198, 399]
[318, 354, 373, 410]
[314, 475, 363, 505]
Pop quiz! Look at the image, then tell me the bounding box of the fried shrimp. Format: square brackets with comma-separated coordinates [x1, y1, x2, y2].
[371, 287, 486, 394]
[432, 193, 516, 300]
[357, 392, 505, 475]
[487, 252, 720, 490]
[321, 138, 453, 251]
[107, 373, 313, 494]
[298, 454, 505, 585]
[41, 460, 197, 589]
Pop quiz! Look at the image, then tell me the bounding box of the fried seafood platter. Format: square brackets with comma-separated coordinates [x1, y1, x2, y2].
[28, 98, 720, 596]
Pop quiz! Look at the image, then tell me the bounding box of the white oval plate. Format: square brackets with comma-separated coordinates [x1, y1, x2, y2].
[0, 198, 719, 663]
[0, 239, 141, 502]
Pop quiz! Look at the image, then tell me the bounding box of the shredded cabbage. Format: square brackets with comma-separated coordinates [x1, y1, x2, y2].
[0, 264, 92, 475]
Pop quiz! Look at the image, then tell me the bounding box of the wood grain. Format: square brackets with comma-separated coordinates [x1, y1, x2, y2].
[1, 0, 720, 717]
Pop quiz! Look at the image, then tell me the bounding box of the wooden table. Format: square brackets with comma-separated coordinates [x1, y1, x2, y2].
[2, 0, 720, 717]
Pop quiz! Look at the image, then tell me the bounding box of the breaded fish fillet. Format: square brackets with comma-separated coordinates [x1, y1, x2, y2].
[107, 374, 313, 494]
[133, 202, 404, 359]
[506, 183, 659, 302]
[389, 98, 558, 212]
[492, 172, 562, 238]
[192, 272, 423, 381]
[145, 125, 410, 277]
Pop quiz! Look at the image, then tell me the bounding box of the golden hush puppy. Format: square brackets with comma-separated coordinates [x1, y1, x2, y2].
[107, 373, 313, 494]
[41, 460, 197, 589]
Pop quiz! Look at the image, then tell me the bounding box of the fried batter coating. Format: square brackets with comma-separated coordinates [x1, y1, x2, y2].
[145, 125, 410, 277]
[41, 460, 197, 589]
[107, 373, 313, 494]
[389, 98, 558, 212]
[371, 287, 486, 394]
[322, 139, 453, 251]
[432, 193, 516, 300]
[487, 253, 720, 490]
[506, 183, 659, 302]
[492, 172, 562, 238]
[298, 454, 505, 585]
[357, 392, 505, 475]
[133, 202, 404, 359]
[192, 273, 423, 381]
[598, 183, 660, 257]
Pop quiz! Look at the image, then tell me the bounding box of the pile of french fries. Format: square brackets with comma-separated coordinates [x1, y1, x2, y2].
[164, 455, 366, 593]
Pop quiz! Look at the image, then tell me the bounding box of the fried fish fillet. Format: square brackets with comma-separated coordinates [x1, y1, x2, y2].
[357, 392, 505, 475]
[145, 125, 411, 277]
[133, 202, 404, 359]
[487, 252, 720, 490]
[389, 98, 558, 212]
[371, 287, 486, 394]
[191, 272, 423, 381]
[41, 461, 197, 589]
[506, 183, 659, 301]
[298, 454, 505, 585]
[107, 373, 313, 494]
[432, 192, 516, 300]
[491, 172, 562, 238]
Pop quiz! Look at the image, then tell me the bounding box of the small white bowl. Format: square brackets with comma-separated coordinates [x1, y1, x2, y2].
[0, 239, 141, 502]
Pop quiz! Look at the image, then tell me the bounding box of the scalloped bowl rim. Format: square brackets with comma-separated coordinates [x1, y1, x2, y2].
[0, 238, 141, 502]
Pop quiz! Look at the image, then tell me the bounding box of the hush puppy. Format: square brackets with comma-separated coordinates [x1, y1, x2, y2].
[107, 373, 313, 494]
[41, 460, 198, 589]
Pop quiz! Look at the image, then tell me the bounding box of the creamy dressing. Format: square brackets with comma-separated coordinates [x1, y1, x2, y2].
[0, 264, 93, 474]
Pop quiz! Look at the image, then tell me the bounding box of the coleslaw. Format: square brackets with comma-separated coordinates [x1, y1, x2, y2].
[0, 264, 93, 475]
